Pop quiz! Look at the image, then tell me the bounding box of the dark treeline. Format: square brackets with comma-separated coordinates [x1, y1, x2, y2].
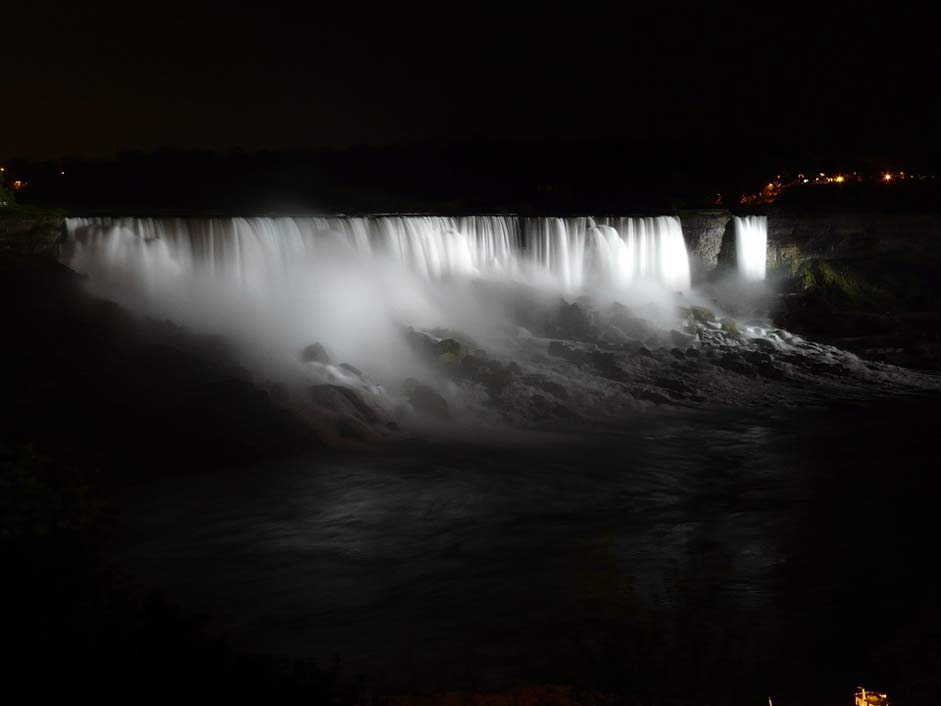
[4, 139, 940, 215]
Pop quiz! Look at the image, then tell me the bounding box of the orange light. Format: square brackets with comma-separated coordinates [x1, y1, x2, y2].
[834, 175, 845, 183]
[883, 173, 893, 182]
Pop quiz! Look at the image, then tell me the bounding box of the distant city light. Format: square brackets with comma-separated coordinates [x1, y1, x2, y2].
[740, 166, 934, 205]
[855, 687, 889, 706]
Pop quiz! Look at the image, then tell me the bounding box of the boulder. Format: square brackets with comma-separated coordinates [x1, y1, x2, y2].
[552, 301, 597, 340]
[678, 305, 717, 324]
[405, 328, 464, 366]
[609, 304, 656, 340]
[404, 379, 450, 420]
[300, 342, 331, 365]
[547, 340, 583, 362]
[339, 362, 363, 377]
[458, 354, 519, 394]
[307, 384, 380, 424]
[522, 373, 569, 400]
[670, 329, 695, 347]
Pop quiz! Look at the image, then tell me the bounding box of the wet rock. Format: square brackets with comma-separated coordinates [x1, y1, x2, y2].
[609, 302, 632, 318]
[610, 306, 656, 340]
[636, 389, 673, 405]
[599, 324, 634, 345]
[335, 418, 366, 440]
[588, 350, 628, 379]
[404, 379, 450, 419]
[670, 329, 695, 347]
[307, 384, 380, 424]
[300, 342, 331, 365]
[523, 373, 569, 400]
[742, 350, 773, 365]
[714, 355, 756, 376]
[552, 301, 597, 340]
[551, 402, 577, 418]
[339, 362, 363, 377]
[654, 376, 693, 396]
[753, 338, 778, 351]
[756, 363, 788, 380]
[529, 352, 549, 364]
[405, 328, 464, 366]
[267, 382, 289, 402]
[678, 305, 717, 324]
[720, 317, 740, 336]
[458, 354, 518, 394]
[547, 340, 582, 361]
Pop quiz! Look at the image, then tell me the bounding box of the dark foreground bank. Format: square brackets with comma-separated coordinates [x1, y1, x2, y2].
[0, 244, 337, 700]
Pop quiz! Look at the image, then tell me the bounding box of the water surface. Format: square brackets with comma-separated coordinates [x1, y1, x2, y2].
[111, 395, 941, 703]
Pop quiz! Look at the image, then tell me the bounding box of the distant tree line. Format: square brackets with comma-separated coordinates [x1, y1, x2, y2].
[4, 140, 940, 215]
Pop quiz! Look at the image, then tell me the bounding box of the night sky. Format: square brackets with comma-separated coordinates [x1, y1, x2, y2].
[4, 3, 938, 165]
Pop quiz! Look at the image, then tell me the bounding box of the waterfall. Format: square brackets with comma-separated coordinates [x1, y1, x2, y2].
[59, 214, 695, 402]
[734, 215, 768, 281]
[64, 215, 691, 294]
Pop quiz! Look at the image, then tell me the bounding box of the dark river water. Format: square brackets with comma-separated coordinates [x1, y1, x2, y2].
[110, 394, 941, 704]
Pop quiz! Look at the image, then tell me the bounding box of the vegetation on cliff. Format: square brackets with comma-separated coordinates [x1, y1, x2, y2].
[0, 180, 15, 208]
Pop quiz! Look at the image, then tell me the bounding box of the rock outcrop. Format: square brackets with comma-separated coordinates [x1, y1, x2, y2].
[0, 213, 64, 256]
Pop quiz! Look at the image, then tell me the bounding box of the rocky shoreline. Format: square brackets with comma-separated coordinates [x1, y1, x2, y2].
[680, 209, 941, 369]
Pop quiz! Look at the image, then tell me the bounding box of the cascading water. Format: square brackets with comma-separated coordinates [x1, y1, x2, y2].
[64, 215, 691, 294]
[57, 214, 935, 433]
[525, 216, 690, 292]
[61, 214, 694, 419]
[734, 215, 768, 281]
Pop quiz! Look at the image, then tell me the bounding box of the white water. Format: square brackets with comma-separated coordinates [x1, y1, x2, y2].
[64, 215, 690, 294]
[58, 215, 938, 433]
[526, 216, 691, 292]
[61, 215, 693, 411]
[734, 215, 768, 281]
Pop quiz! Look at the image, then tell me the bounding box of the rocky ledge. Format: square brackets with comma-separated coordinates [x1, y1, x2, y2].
[0, 210, 65, 256]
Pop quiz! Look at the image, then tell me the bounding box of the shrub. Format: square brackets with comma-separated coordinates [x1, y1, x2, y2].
[0, 181, 14, 208]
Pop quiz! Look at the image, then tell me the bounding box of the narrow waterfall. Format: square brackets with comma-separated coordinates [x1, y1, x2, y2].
[734, 215, 768, 281]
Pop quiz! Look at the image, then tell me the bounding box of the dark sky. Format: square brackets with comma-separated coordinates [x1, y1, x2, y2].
[3, 2, 938, 162]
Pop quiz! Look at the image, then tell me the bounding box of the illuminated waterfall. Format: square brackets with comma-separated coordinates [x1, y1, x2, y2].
[525, 216, 690, 292]
[734, 215, 768, 281]
[64, 215, 691, 293]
